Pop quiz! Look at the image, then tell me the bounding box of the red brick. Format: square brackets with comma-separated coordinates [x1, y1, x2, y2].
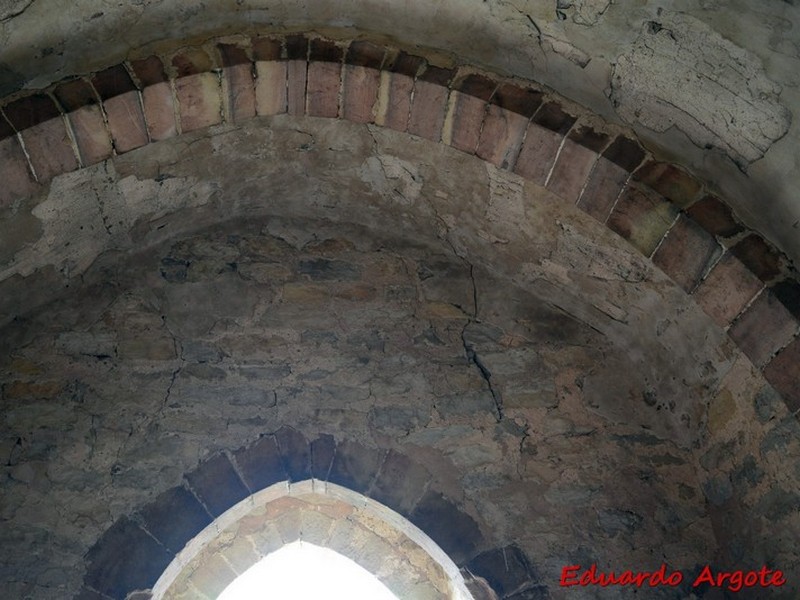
[379, 72, 413, 132]
[252, 37, 283, 61]
[653, 215, 721, 291]
[342, 65, 380, 124]
[387, 51, 424, 78]
[223, 62, 256, 123]
[141, 82, 177, 141]
[730, 234, 783, 282]
[602, 135, 645, 172]
[286, 60, 307, 116]
[67, 104, 113, 165]
[309, 38, 343, 63]
[172, 48, 214, 77]
[491, 83, 542, 118]
[532, 101, 575, 134]
[475, 104, 528, 169]
[346, 41, 385, 69]
[453, 73, 496, 101]
[772, 279, 800, 321]
[693, 253, 764, 328]
[763, 336, 800, 411]
[546, 137, 598, 203]
[686, 194, 743, 238]
[3, 94, 61, 130]
[53, 79, 97, 111]
[634, 161, 702, 209]
[103, 91, 148, 153]
[512, 122, 562, 185]
[19, 118, 79, 182]
[568, 125, 609, 153]
[0, 136, 38, 208]
[91, 64, 137, 99]
[129, 56, 169, 86]
[729, 291, 799, 367]
[175, 73, 222, 132]
[608, 185, 679, 257]
[306, 61, 341, 118]
[576, 157, 629, 222]
[445, 91, 486, 153]
[407, 80, 448, 142]
[255, 61, 287, 116]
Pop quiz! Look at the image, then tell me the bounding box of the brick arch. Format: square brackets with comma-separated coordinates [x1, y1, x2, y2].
[77, 426, 545, 600]
[0, 33, 798, 410]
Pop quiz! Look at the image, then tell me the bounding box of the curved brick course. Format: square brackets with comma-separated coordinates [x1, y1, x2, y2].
[1, 33, 797, 414]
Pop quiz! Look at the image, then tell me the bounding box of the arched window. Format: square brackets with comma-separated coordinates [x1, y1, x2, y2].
[152, 480, 475, 600]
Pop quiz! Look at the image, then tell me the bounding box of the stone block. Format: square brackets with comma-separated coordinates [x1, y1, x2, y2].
[104, 91, 149, 153]
[19, 118, 78, 182]
[445, 91, 486, 153]
[274, 425, 311, 482]
[306, 61, 341, 118]
[513, 122, 561, 185]
[175, 73, 222, 133]
[729, 291, 798, 367]
[342, 65, 380, 124]
[137, 485, 212, 554]
[67, 104, 113, 165]
[186, 552, 237, 598]
[368, 450, 431, 515]
[84, 516, 173, 599]
[255, 61, 288, 116]
[185, 453, 250, 517]
[409, 490, 484, 565]
[408, 80, 448, 142]
[467, 544, 535, 597]
[310, 433, 336, 480]
[475, 104, 528, 169]
[327, 439, 386, 494]
[141, 82, 177, 141]
[576, 156, 629, 222]
[652, 214, 721, 291]
[607, 185, 679, 257]
[232, 434, 287, 491]
[693, 253, 763, 327]
[546, 137, 598, 203]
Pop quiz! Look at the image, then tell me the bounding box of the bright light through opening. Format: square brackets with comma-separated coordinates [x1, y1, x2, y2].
[218, 541, 400, 600]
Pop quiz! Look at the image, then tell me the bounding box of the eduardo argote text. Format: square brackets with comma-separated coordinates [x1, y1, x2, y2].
[560, 563, 787, 593]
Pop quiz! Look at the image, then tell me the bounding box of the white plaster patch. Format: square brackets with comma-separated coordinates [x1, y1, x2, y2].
[610, 11, 791, 166]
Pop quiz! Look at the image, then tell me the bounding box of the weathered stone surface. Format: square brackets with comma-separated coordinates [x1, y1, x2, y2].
[612, 11, 791, 166]
[185, 453, 250, 517]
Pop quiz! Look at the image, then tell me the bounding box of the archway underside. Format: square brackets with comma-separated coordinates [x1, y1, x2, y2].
[1, 31, 799, 600]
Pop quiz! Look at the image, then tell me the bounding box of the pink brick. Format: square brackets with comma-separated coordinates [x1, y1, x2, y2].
[141, 82, 177, 141]
[255, 61, 288, 116]
[381, 72, 414, 132]
[286, 60, 307, 116]
[19, 118, 78, 182]
[652, 214, 721, 291]
[103, 91, 148, 153]
[546, 137, 598, 203]
[693, 253, 764, 328]
[67, 104, 113, 165]
[513, 122, 562, 185]
[446, 91, 486, 153]
[223, 63, 256, 122]
[342, 65, 380, 124]
[576, 157, 629, 222]
[408, 80, 448, 142]
[729, 291, 799, 367]
[607, 185, 678, 257]
[306, 61, 341, 118]
[0, 136, 38, 208]
[176, 73, 222, 133]
[764, 336, 800, 411]
[475, 104, 528, 169]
